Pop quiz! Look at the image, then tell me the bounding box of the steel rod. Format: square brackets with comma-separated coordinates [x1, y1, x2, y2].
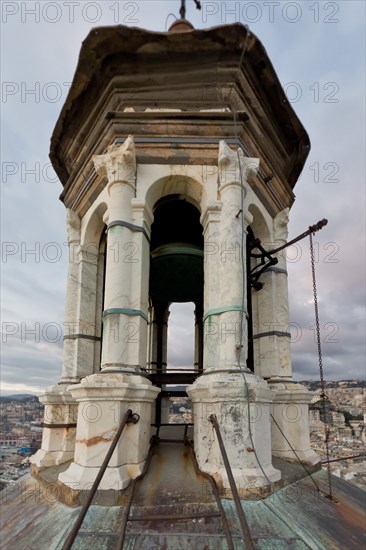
[209, 414, 255, 550]
[250, 219, 328, 258]
[128, 512, 222, 521]
[62, 409, 137, 550]
[187, 441, 235, 550]
[116, 438, 157, 550]
[321, 454, 366, 464]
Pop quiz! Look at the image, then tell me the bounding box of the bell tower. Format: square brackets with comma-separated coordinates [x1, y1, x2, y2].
[31, 19, 320, 497]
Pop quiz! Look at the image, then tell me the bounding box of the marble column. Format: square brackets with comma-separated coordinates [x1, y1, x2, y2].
[149, 303, 170, 425]
[194, 302, 204, 373]
[30, 210, 81, 469]
[269, 212, 320, 466]
[187, 141, 280, 496]
[58, 137, 159, 492]
[253, 209, 293, 381]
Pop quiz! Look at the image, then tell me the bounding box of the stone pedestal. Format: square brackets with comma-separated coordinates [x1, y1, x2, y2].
[30, 384, 77, 469]
[270, 383, 320, 466]
[187, 372, 281, 496]
[58, 373, 160, 491]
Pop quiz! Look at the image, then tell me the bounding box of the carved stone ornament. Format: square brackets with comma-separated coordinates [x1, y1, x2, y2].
[274, 208, 290, 242]
[218, 140, 259, 187]
[66, 209, 81, 243]
[92, 135, 136, 185]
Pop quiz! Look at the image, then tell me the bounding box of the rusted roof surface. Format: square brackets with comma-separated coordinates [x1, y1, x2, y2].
[1, 451, 364, 549]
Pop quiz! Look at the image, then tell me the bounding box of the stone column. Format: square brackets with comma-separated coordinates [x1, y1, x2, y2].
[253, 209, 293, 381]
[268, 210, 320, 466]
[63, 244, 101, 379]
[188, 141, 280, 497]
[30, 210, 81, 469]
[149, 303, 170, 425]
[194, 302, 203, 373]
[61, 210, 82, 384]
[58, 137, 159, 492]
[30, 387, 77, 470]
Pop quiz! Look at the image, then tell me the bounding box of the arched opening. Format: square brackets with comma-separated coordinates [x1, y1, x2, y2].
[148, 196, 204, 425]
[82, 202, 108, 375]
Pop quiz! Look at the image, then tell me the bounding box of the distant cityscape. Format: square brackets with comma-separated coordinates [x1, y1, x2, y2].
[1, 379, 365, 492]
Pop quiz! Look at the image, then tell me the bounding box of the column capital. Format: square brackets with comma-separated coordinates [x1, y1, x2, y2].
[92, 135, 136, 189]
[218, 140, 259, 191]
[273, 207, 290, 245]
[66, 209, 81, 244]
[201, 201, 222, 232]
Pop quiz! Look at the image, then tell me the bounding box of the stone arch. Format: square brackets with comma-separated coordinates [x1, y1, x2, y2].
[145, 176, 205, 425]
[145, 174, 206, 218]
[81, 201, 108, 248]
[248, 203, 272, 244]
[78, 201, 108, 374]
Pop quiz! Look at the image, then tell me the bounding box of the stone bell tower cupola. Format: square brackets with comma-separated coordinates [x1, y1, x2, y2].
[31, 20, 319, 497]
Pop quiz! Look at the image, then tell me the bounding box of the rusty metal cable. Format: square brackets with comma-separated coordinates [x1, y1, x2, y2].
[309, 232, 333, 500]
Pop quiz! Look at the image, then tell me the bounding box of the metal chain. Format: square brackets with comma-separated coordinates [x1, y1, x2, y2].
[309, 232, 333, 499]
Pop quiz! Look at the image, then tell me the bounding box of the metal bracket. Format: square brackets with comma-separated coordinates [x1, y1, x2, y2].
[127, 412, 140, 424]
[247, 226, 278, 290]
[248, 219, 328, 291]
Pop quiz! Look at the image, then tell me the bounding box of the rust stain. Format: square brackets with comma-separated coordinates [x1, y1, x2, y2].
[76, 435, 113, 447]
[127, 464, 140, 478]
[183, 448, 190, 477]
[336, 500, 366, 532]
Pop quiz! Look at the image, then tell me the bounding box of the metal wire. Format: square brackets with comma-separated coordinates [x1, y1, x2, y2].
[228, 31, 275, 491]
[270, 413, 321, 494]
[309, 232, 333, 500]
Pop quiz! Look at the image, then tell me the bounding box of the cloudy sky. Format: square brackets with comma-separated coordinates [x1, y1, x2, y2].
[1, 0, 365, 394]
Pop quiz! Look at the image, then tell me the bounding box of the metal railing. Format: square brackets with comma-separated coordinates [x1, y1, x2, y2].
[62, 409, 139, 550]
[209, 414, 255, 550]
[186, 439, 235, 550]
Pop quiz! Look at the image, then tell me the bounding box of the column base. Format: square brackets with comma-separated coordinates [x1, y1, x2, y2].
[187, 370, 281, 495]
[218, 464, 281, 499]
[30, 384, 77, 469]
[31, 449, 75, 469]
[270, 382, 321, 467]
[58, 372, 160, 491]
[58, 460, 146, 491]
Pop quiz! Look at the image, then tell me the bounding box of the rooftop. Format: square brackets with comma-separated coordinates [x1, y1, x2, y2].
[1, 431, 364, 549]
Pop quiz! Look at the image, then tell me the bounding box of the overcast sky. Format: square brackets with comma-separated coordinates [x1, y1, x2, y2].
[1, 1, 365, 395]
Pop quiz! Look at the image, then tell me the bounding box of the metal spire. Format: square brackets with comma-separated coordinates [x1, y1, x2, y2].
[179, 0, 202, 20]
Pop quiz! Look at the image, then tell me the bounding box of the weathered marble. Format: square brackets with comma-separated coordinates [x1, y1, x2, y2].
[58, 373, 160, 490]
[30, 384, 77, 468]
[188, 143, 281, 493]
[187, 372, 281, 494]
[270, 383, 320, 466]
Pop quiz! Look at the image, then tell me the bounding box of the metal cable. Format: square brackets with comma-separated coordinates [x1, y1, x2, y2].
[309, 232, 333, 500]
[270, 413, 321, 494]
[227, 28, 275, 491]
